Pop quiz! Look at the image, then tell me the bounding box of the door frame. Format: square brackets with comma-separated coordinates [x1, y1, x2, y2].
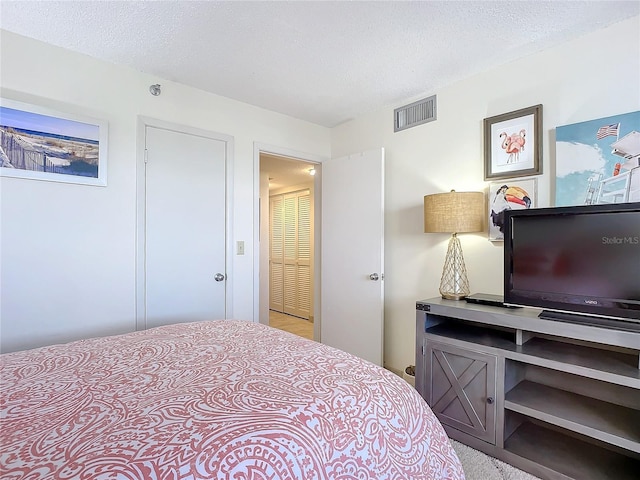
[136, 116, 235, 331]
[253, 143, 326, 340]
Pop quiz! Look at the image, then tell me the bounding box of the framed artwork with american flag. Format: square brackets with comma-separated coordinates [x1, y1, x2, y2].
[555, 110, 640, 206]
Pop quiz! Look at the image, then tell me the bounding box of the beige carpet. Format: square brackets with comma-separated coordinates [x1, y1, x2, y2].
[451, 440, 541, 480]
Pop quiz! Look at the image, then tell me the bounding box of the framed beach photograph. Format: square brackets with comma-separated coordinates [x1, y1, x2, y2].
[484, 104, 542, 180]
[555, 110, 640, 206]
[488, 178, 537, 241]
[0, 97, 107, 186]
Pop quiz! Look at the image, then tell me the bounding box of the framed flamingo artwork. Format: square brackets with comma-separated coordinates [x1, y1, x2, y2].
[488, 178, 537, 241]
[483, 104, 542, 180]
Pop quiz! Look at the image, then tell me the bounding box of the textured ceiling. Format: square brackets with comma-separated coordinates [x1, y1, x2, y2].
[1, 1, 638, 127]
[261, 153, 316, 190]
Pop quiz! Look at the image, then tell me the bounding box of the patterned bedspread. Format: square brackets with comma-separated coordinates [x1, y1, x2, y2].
[0, 320, 464, 480]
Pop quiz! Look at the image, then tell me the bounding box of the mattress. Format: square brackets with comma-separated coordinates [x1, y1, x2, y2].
[0, 320, 464, 479]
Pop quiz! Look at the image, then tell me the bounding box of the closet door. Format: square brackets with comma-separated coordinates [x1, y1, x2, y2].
[269, 195, 284, 312]
[283, 192, 310, 319]
[270, 190, 311, 319]
[144, 125, 227, 328]
[296, 193, 311, 318]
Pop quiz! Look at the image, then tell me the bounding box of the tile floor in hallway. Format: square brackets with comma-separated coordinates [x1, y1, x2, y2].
[269, 310, 313, 340]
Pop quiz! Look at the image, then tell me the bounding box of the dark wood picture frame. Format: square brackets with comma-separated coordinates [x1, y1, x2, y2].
[483, 104, 542, 180]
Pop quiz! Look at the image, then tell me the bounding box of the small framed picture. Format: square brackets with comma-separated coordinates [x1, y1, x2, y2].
[488, 178, 537, 241]
[484, 104, 542, 180]
[0, 97, 108, 186]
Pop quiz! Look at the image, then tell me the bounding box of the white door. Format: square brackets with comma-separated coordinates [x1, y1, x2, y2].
[144, 125, 227, 328]
[321, 148, 384, 365]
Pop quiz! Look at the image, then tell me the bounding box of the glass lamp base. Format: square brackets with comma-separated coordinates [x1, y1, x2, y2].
[438, 233, 470, 300]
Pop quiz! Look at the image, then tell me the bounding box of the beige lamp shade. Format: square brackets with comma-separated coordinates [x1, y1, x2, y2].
[424, 191, 485, 233]
[423, 190, 485, 300]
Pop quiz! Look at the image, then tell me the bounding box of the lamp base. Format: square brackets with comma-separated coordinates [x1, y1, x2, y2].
[441, 292, 467, 301]
[438, 233, 470, 300]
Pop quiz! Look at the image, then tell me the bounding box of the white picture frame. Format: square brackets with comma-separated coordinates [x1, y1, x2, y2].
[488, 178, 537, 241]
[0, 97, 108, 186]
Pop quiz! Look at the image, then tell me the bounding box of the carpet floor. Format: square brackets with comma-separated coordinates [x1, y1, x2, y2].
[451, 440, 541, 480]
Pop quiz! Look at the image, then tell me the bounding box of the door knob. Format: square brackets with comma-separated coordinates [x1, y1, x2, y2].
[369, 273, 379, 281]
[214, 273, 225, 282]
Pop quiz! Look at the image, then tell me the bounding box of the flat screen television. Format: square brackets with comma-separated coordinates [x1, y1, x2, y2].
[503, 202, 640, 328]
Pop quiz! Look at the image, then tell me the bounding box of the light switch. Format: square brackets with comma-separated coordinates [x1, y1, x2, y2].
[237, 241, 245, 255]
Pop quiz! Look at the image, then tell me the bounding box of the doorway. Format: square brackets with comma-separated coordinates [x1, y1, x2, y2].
[259, 152, 317, 339]
[254, 145, 385, 365]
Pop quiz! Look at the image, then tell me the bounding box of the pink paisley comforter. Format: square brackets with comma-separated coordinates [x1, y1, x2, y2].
[0, 320, 464, 480]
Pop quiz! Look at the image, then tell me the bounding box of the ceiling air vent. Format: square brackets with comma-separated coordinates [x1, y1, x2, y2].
[394, 95, 436, 132]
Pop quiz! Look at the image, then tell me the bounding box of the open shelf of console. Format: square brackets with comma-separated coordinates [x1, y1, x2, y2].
[504, 421, 639, 480]
[416, 297, 640, 480]
[505, 380, 640, 453]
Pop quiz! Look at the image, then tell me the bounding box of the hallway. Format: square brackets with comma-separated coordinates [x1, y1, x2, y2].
[269, 310, 313, 340]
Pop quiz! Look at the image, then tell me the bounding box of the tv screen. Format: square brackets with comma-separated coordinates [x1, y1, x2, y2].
[504, 202, 640, 324]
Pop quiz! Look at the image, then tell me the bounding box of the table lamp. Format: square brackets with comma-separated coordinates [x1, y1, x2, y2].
[424, 190, 484, 300]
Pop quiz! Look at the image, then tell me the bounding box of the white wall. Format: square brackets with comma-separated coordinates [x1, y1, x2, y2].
[331, 16, 640, 373]
[2, 17, 639, 371]
[0, 30, 330, 352]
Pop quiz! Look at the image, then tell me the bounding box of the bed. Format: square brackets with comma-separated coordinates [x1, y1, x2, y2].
[0, 320, 464, 479]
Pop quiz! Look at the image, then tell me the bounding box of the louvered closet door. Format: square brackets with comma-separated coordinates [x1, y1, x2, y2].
[296, 194, 311, 317]
[270, 190, 311, 319]
[269, 195, 284, 312]
[285, 193, 310, 318]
